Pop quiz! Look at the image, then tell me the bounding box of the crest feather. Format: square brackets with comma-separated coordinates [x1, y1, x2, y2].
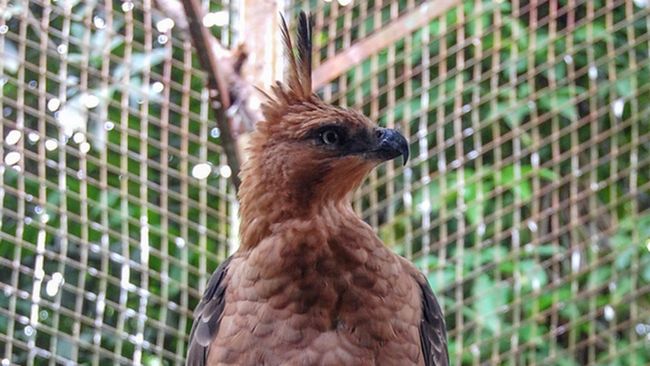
[296, 12, 312, 96]
[279, 11, 313, 100]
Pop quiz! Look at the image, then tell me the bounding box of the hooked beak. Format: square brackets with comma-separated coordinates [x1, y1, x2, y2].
[373, 128, 409, 166]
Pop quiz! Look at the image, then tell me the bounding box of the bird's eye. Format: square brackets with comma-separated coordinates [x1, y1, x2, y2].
[321, 129, 340, 145]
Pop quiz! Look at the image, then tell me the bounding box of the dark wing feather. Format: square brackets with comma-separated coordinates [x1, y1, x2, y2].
[417, 275, 449, 366]
[186, 256, 233, 366]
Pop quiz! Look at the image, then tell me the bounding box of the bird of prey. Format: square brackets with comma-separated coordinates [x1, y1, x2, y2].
[186, 11, 448, 366]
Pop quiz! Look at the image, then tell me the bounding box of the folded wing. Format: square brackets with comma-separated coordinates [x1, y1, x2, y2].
[417, 275, 449, 366]
[186, 256, 233, 366]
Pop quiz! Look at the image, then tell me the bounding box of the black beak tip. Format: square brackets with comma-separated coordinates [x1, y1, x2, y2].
[401, 146, 409, 166]
[377, 128, 409, 166]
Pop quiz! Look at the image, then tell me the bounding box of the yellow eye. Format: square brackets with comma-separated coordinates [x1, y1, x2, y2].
[321, 129, 340, 145]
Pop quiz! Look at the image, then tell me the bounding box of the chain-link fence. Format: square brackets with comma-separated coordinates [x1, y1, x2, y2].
[1, 0, 649, 365]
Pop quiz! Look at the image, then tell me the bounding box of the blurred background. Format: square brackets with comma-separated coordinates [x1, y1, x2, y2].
[1, 0, 649, 365]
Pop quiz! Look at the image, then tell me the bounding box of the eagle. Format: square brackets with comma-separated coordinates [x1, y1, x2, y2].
[186, 11, 448, 366]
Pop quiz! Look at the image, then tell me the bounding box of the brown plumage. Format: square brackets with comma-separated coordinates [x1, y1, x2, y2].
[187, 12, 448, 366]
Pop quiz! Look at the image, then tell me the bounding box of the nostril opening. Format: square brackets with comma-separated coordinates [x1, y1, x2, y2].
[375, 129, 384, 139]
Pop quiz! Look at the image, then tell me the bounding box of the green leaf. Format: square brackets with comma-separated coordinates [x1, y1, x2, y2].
[615, 78, 634, 98]
[534, 244, 564, 257]
[473, 275, 509, 334]
[2, 2, 24, 20]
[2, 39, 19, 74]
[113, 48, 169, 80]
[465, 199, 483, 226]
[538, 168, 559, 181]
[478, 245, 508, 265]
[521, 260, 549, 291]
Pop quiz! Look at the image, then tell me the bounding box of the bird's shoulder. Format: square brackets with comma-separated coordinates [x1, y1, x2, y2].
[401, 258, 449, 366]
[186, 255, 240, 366]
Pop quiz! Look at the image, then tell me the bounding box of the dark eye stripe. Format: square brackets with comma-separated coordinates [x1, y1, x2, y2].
[310, 124, 348, 144]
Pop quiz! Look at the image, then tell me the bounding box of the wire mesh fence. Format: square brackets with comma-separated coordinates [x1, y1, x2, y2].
[0, 0, 238, 364]
[0, 0, 649, 365]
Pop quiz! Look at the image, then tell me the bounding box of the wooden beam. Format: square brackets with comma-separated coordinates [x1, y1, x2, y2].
[240, 0, 282, 88]
[312, 0, 460, 89]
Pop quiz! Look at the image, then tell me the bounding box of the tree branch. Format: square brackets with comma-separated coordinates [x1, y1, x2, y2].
[181, 0, 242, 189]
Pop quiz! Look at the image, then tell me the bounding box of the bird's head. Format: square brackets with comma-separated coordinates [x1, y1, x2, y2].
[239, 12, 408, 233]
